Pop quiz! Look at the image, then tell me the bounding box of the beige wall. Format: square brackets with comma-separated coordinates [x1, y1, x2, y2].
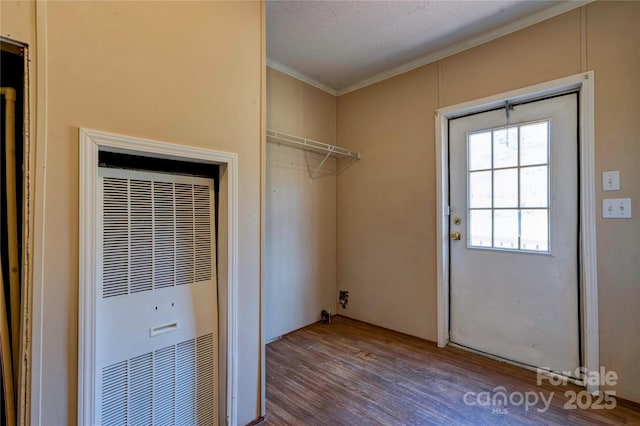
[0, 1, 36, 44]
[587, 1, 640, 402]
[337, 2, 640, 403]
[336, 64, 439, 339]
[265, 67, 337, 340]
[1, 1, 264, 424]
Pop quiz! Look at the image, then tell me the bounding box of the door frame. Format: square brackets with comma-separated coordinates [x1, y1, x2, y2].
[78, 128, 239, 425]
[434, 71, 599, 392]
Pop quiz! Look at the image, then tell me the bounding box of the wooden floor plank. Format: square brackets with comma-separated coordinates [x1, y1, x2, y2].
[266, 316, 640, 425]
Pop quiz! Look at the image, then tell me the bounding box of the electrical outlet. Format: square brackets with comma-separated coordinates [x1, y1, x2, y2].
[602, 171, 620, 191]
[602, 198, 632, 218]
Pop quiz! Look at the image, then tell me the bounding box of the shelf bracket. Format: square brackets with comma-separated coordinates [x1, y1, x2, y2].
[310, 146, 335, 179]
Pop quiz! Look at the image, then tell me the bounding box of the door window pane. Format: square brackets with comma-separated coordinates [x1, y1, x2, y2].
[494, 210, 519, 249]
[469, 171, 492, 208]
[468, 131, 492, 171]
[520, 166, 548, 207]
[470, 210, 492, 247]
[494, 168, 518, 208]
[520, 122, 548, 166]
[521, 210, 548, 251]
[493, 127, 518, 168]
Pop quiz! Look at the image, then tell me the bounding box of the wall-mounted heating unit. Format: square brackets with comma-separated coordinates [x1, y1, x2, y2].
[96, 167, 218, 425]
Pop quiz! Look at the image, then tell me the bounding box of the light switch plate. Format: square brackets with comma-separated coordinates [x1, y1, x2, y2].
[602, 171, 620, 191]
[602, 198, 632, 218]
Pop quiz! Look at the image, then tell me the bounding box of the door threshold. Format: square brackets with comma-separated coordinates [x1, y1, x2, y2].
[447, 341, 585, 388]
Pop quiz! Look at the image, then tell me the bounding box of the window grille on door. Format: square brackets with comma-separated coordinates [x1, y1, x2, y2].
[467, 120, 550, 252]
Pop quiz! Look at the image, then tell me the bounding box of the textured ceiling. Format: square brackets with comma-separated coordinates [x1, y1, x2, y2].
[267, 1, 585, 94]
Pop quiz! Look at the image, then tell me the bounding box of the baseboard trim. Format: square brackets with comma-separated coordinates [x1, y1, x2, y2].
[331, 314, 438, 346]
[616, 396, 640, 411]
[245, 415, 266, 426]
[266, 320, 324, 345]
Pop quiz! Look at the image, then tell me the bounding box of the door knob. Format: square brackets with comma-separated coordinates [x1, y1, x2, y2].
[451, 231, 461, 240]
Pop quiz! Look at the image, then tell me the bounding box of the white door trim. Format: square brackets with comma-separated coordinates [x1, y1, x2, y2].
[434, 71, 599, 392]
[78, 128, 239, 424]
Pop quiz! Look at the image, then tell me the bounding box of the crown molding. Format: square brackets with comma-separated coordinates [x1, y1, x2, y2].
[266, 59, 338, 96]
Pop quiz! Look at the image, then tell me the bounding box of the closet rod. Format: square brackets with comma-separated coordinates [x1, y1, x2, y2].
[266, 129, 361, 160]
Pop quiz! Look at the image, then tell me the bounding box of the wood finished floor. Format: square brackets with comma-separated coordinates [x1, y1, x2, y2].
[266, 316, 640, 425]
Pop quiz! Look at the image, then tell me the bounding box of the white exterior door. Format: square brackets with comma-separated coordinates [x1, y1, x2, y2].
[449, 93, 580, 376]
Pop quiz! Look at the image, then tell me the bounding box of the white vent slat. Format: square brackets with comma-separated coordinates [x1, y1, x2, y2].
[196, 333, 215, 425]
[130, 180, 154, 294]
[101, 361, 128, 426]
[194, 185, 212, 283]
[154, 182, 175, 290]
[103, 178, 129, 298]
[129, 353, 153, 426]
[175, 183, 195, 286]
[153, 346, 176, 426]
[176, 339, 196, 425]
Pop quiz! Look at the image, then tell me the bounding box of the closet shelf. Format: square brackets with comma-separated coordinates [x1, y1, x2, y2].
[266, 129, 361, 160]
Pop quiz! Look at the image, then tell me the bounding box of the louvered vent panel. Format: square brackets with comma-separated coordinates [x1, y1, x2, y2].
[153, 182, 175, 290]
[129, 353, 153, 426]
[153, 346, 176, 426]
[130, 180, 153, 293]
[101, 177, 212, 299]
[98, 169, 217, 425]
[175, 183, 195, 286]
[101, 361, 128, 426]
[176, 339, 196, 425]
[196, 333, 215, 425]
[100, 334, 215, 425]
[103, 178, 129, 298]
[194, 185, 212, 283]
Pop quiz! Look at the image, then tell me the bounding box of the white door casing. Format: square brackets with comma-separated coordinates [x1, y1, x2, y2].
[435, 72, 599, 391]
[79, 128, 239, 425]
[448, 94, 579, 375]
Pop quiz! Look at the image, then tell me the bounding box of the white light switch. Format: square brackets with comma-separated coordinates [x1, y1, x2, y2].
[603, 198, 632, 218]
[602, 171, 620, 191]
